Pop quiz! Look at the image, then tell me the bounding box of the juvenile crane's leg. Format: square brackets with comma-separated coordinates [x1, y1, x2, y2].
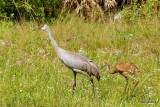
[130, 77, 139, 95]
[73, 69, 96, 97]
[72, 71, 77, 94]
[123, 73, 139, 95]
[124, 77, 129, 94]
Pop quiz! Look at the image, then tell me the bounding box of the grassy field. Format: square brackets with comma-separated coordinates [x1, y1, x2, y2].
[0, 14, 160, 106]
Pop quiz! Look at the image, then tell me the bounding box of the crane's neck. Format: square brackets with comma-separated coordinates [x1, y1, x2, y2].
[105, 64, 115, 74]
[45, 27, 59, 50]
[105, 64, 110, 72]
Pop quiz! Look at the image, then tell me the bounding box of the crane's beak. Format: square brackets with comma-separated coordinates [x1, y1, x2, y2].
[32, 28, 41, 31]
[100, 65, 105, 70]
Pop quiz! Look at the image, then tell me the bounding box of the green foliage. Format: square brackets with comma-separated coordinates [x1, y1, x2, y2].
[122, 0, 160, 21]
[0, 0, 61, 20]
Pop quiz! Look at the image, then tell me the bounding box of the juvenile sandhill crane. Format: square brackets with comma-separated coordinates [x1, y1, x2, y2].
[33, 24, 100, 96]
[101, 60, 143, 95]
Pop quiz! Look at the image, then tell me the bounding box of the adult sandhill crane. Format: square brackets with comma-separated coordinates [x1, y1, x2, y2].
[33, 24, 100, 96]
[101, 60, 143, 95]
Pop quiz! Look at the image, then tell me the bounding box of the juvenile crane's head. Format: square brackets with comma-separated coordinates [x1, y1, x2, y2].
[100, 60, 110, 70]
[33, 24, 49, 31]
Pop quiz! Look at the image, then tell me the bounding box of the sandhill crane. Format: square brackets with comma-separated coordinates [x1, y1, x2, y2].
[114, 13, 122, 22]
[101, 60, 143, 95]
[33, 24, 100, 96]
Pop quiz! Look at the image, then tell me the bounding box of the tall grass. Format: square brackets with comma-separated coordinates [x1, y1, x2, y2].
[0, 14, 160, 106]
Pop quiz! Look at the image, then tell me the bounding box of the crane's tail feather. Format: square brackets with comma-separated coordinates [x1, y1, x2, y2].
[139, 69, 144, 74]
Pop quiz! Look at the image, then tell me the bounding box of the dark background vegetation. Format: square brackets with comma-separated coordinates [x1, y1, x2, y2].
[0, 0, 159, 21]
[0, 0, 61, 21]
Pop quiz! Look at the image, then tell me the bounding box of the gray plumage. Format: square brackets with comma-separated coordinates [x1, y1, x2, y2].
[33, 24, 100, 96]
[114, 13, 122, 22]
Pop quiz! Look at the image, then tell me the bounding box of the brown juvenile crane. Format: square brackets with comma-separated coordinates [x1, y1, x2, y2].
[33, 24, 100, 96]
[101, 60, 143, 95]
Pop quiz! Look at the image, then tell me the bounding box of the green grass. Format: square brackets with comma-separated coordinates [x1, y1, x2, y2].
[0, 15, 160, 107]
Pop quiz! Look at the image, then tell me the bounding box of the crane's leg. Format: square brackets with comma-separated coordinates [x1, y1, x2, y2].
[73, 69, 95, 97]
[123, 73, 139, 95]
[124, 77, 129, 94]
[89, 75, 95, 97]
[72, 71, 77, 94]
[130, 78, 139, 96]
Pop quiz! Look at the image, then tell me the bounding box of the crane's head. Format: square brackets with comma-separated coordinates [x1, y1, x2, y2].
[32, 24, 49, 31]
[100, 60, 110, 70]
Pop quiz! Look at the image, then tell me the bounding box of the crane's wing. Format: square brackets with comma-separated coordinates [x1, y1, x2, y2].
[116, 62, 140, 74]
[58, 49, 99, 72]
[116, 62, 132, 72]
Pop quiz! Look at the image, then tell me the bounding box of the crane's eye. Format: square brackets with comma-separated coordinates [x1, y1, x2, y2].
[39, 24, 44, 29]
[102, 62, 106, 66]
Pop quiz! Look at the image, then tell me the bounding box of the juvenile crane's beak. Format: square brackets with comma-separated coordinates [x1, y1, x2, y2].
[32, 28, 41, 31]
[100, 65, 105, 70]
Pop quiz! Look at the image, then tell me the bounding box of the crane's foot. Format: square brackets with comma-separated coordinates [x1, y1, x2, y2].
[130, 80, 139, 96]
[72, 81, 76, 95]
[93, 93, 96, 98]
[90, 78, 96, 97]
[124, 87, 129, 95]
[125, 88, 129, 94]
[72, 90, 75, 95]
[72, 87, 76, 95]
